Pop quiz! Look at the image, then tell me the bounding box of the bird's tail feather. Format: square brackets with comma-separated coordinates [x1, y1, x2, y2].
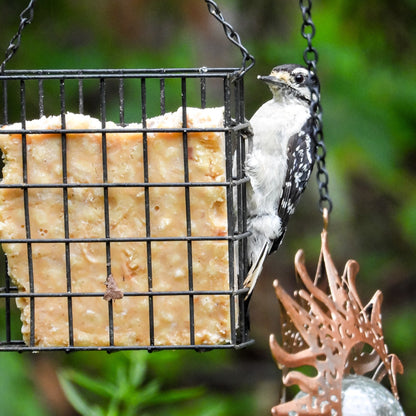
[243, 240, 273, 300]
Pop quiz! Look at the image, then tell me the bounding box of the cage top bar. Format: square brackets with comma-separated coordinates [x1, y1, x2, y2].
[0, 68, 241, 81]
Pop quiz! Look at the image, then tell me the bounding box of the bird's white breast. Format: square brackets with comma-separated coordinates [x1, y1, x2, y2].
[246, 98, 310, 217]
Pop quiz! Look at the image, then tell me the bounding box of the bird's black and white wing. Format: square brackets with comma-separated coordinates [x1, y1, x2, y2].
[271, 118, 315, 253]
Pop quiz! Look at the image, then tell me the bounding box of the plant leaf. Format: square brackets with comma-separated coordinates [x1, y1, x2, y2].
[58, 372, 105, 416]
[59, 368, 115, 398]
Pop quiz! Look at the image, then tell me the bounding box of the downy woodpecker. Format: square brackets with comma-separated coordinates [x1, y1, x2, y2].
[244, 64, 317, 298]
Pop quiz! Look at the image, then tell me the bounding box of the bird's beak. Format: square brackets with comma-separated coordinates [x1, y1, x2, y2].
[257, 75, 285, 87]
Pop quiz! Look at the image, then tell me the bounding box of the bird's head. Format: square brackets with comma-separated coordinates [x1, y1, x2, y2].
[258, 64, 319, 104]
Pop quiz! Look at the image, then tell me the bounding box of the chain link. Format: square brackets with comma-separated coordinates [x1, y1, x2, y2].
[205, 0, 255, 77]
[0, 0, 37, 73]
[299, 0, 333, 214]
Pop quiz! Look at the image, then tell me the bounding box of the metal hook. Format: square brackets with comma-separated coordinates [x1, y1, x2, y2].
[204, 0, 255, 78]
[0, 0, 37, 73]
[322, 207, 329, 230]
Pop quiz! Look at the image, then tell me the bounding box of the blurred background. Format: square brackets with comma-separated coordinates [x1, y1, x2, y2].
[0, 0, 415, 414]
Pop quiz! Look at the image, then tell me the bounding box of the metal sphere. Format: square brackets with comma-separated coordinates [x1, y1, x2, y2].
[295, 375, 405, 416]
[341, 375, 404, 416]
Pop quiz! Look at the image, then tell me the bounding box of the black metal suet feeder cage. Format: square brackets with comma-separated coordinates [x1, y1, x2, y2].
[0, 0, 255, 351]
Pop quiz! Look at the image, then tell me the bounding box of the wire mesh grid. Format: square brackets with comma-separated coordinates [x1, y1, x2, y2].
[0, 2, 255, 352]
[0, 68, 252, 352]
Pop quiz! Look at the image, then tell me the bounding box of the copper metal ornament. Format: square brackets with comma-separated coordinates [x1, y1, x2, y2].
[269, 228, 404, 416]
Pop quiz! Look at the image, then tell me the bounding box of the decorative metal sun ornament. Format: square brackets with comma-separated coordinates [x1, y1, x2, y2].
[269, 214, 404, 416]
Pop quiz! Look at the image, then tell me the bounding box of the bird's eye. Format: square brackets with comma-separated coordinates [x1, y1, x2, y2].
[294, 74, 305, 84]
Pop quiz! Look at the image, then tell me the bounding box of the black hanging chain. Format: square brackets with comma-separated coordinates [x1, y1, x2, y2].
[0, 0, 37, 73]
[299, 0, 333, 215]
[205, 0, 255, 77]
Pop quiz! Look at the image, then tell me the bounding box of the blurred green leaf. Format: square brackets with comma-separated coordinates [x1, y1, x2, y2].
[397, 193, 416, 249]
[0, 354, 49, 416]
[59, 368, 116, 398]
[58, 351, 204, 416]
[385, 307, 416, 354]
[58, 371, 106, 416]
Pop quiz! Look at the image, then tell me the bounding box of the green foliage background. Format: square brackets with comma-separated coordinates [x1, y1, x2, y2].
[0, 0, 415, 414]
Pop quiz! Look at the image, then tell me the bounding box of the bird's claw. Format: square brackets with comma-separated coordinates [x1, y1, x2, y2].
[241, 119, 254, 140]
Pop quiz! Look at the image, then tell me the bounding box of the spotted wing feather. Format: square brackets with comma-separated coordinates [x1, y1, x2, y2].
[271, 118, 315, 253]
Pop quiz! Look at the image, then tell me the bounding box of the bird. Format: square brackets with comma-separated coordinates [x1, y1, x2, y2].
[243, 64, 318, 300]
